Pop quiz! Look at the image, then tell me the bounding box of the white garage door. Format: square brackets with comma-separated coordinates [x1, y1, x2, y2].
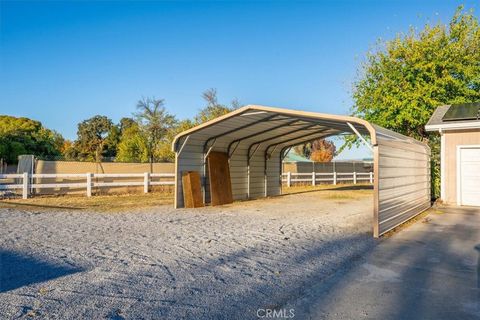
[459, 147, 480, 206]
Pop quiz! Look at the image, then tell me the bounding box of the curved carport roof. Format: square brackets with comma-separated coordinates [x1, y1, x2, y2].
[172, 105, 431, 237]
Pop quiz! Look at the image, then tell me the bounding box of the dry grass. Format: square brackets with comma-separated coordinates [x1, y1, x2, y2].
[282, 184, 373, 200]
[0, 184, 372, 213]
[0, 191, 173, 213]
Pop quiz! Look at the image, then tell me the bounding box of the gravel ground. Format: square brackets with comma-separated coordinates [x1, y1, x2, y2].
[0, 190, 374, 319]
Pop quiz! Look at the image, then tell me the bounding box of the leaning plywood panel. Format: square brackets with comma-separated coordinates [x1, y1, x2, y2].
[376, 137, 431, 237]
[175, 151, 204, 208]
[207, 151, 233, 206]
[182, 171, 204, 208]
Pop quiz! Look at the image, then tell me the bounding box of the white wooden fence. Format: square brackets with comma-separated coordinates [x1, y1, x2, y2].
[282, 171, 373, 187]
[1, 171, 372, 199]
[0, 173, 175, 199]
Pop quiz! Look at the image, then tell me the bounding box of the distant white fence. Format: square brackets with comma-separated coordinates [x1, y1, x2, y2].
[0, 172, 175, 199]
[282, 171, 373, 187]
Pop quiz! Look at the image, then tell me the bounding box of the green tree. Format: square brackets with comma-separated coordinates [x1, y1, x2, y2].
[352, 7, 480, 139]
[350, 6, 480, 198]
[103, 125, 121, 159]
[194, 88, 239, 124]
[0, 115, 64, 163]
[61, 140, 78, 161]
[135, 97, 177, 165]
[156, 119, 195, 162]
[116, 123, 149, 163]
[74, 115, 113, 162]
[119, 117, 137, 132]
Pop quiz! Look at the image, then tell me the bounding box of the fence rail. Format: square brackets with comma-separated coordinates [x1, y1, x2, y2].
[1, 171, 373, 199]
[282, 171, 373, 187]
[0, 172, 175, 199]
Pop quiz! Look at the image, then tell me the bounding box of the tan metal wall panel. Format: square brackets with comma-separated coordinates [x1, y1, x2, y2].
[229, 151, 248, 201]
[266, 151, 281, 197]
[377, 138, 431, 236]
[248, 151, 266, 199]
[443, 129, 480, 204]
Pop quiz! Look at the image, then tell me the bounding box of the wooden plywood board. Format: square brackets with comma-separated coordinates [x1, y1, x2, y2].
[182, 171, 204, 208]
[207, 151, 233, 206]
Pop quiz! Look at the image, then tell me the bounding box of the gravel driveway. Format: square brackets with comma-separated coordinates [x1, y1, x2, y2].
[0, 190, 374, 319]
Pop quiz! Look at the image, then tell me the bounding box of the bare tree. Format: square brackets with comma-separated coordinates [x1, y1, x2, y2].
[195, 88, 239, 124]
[202, 88, 219, 107]
[135, 97, 176, 170]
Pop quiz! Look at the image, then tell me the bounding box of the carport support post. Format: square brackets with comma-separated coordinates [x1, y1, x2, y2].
[22, 172, 28, 199]
[287, 171, 291, 187]
[144, 172, 150, 193]
[86, 173, 92, 197]
[373, 144, 380, 238]
[312, 172, 316, 186]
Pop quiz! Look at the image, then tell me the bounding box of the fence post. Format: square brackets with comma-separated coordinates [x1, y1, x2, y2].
[144, 172, 150, 193]
[312, 172, 316, 186]
[369, 172, 373, 184]
[22, 172, 28, 199]
[287, 171, 291, 187]
[353, 172, 357, 184]
[333, 172, 337, 185]
[86, 173, 92, 197]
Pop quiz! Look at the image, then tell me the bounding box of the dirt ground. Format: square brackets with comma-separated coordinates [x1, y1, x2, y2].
[0, 186, 374, 319]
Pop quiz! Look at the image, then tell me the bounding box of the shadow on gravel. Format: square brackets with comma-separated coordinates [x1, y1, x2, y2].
[0, 250, 83, 293]
[158, 234, 377, 319]
[157, 207, 478, 320]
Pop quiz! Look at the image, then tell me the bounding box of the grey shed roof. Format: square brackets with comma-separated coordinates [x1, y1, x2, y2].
[426, 103, 480, 131]
[425, 105, 451, 127]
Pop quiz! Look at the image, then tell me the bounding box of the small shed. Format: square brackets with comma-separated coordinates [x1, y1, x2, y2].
[426, 102, 480, 206]
[172, 105, 431, 237]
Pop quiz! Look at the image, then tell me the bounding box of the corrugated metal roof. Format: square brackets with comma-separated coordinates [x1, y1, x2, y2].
[173, 105, 427, 153]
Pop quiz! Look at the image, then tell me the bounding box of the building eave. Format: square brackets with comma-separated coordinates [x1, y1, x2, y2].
[425, 122, 480, 132]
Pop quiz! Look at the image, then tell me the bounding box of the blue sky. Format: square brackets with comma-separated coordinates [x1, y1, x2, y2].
[0, 0, 477, 159]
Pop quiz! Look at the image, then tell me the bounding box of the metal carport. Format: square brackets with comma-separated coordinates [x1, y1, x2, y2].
[172, 105, 431, 237]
